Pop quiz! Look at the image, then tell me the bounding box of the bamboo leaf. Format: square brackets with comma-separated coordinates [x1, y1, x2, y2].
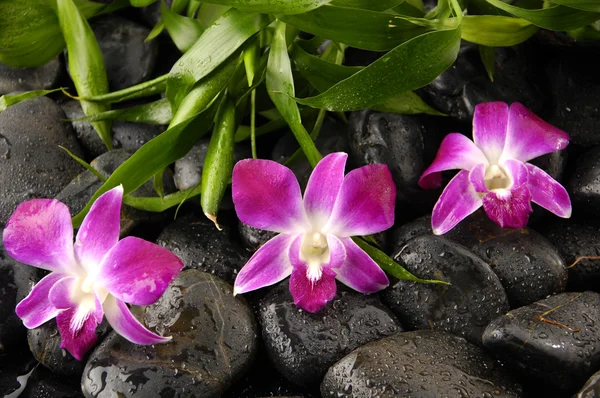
[461, 15, 538, 47]
[57, 0, 112, 149]
[166, 9, 272, 110]
[548, 0, 600, 13]
[130, 0, 157, 6]
[78, 74, 167, 103]
[267, 20, 322, 168]
[71, 98, 173, 124]
[59, 145, 107, 182]
[479, 45, 495, 82]
[486, 0, 600, 30]
[123, 182, 202, 212]
[0, 88, 65, 112]
[198, 0, 331, 14]
[161, 1, 204, 52]
[330, 0, 404, 11]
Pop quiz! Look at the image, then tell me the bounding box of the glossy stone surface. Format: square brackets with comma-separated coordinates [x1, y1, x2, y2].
[0, 58, 62, 95]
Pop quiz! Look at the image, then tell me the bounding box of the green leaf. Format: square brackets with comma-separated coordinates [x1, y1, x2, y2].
[0, 88, 65, 112]
[330, 0, 404, 11]
[196, 4, 231, 29]
[485, 0, 600, 31]
[267, 20, 322, 168]
[59, 145, 107, 182]
[0, 1, 65, 67]
[78, 74, 167, 103]
[461, 15, 538, 47]
[548, 0, 600, 13]
[72, 99, 219, 227]
[279, 5, 432, 51]
[166, 9, 272, 110]
[161, 1, 204, 52]
[130, 0, 157, 6]
[479, 45, 495, 82]
[392, 1, 426, 17]
[353, 238, 449, 285]
[295, 27, 461, 111]
[57, 0, 112, 150]
[123, 182, 203, 212]
[198, 0, 331, 14]
[201, 96, 236, 228]
[374, 92, 445, 115]
[71, 98, 173, 124]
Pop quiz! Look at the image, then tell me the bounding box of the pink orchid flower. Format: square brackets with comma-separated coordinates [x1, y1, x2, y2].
[419, 102, 572, 235]
[2, 186, 183, 360]
[232, 152, 395, 312]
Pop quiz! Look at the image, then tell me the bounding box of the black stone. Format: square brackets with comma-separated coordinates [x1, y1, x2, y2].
[0, 352, 38, 397]
[383, 234, 509, 345]
[238, 222, 278, 252]
[113, 121, 164, 153]
[19, 366, 84, 398]
[483, 291, 600, 395]
[157, 213, 248, 284]
[81, 270, 259, 398]
[568, 146, 600, 217]
[0, 58, 62, 95]
[541, 219, 600, 292]
[574, 369, 600, 398]
[321, 330, 524, 398]
[259, 283, 401, 388]
[0, 96, 83, 224]
[418, 42, 545, 123]
[90, 16, 158, 91]
[61, 100, 108, 158]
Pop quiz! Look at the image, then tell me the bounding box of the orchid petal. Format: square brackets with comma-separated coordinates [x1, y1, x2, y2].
[96, 237, 183, 306]
[103, 295, 170, 345]
[75, 186, 122, 275]
[15, 272, 63, 329]
[468, 163, 488, 193]
[482, 185, 533, 229]
[326, 164, 395, 237]
[233, 234, 294, 295]
[289, 266, 337, 313]
[3, 199, 75, 273]
[303, 153, 347, 229]
[336, 238, 388, 294]
[431, 170, 482, 235]
[232, 159, 306, 233]
[48, 276, 77, 309]
[419, 133, 488, 189]
[502, 102, 569, 163]
[472, 102, 509, 164]
[526, 164, 572, 218]
[56, 306, 100, 360]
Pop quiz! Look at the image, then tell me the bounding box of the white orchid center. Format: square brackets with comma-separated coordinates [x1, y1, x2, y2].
[300, 232, 330, 283]
[484, 164, 512, 191]
[80, 274, 95, 294]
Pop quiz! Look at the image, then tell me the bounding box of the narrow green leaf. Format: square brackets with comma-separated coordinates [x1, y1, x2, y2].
[59, 145, 107, 182]
[71, 98, 173, 124]
[166, 9, 272, 110]
[153, 170, 165, 198]
[57, 0, 112, 150]
[146, 20, 165, 41]
[198, 0, 331, 14]
[461, 15, 538, 47]
[353, 238, 450, 285]
[392, 1, 426, 17]
[78, 74, 167, 104]
[196, 4, 230, 29]
[486, 0, 600, 30]
[72, 99, 219, 227]
[374, 93, 445, 115]
[201, 96, 236, 228]
[568, 22, 600, 40]
[548, 0, 600, 13]
[161, 1, 204, 52]
[479, 45, 495, 82]
[0, 88, 65, 112]
[330, 0, 404, 11]
[267, 20, 322, 168]
[279, 5, 432, 51]
[295, 27, 461, 111]
[234, 118, 288, 142]
[130, 0, 157, 6]
[123, 182, 202, 212]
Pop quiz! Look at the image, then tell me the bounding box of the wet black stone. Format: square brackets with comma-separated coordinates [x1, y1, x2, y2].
[259, 283, 402, 388]
[0, 58, 62, 95]
[90, 16, 158, 91]
[20, 366, 84, 398]
[389, 214, 432, 251]
[528, 149, 568, 184]
[321, 330, 524, 398]
[27, 319, 111, 377]
[483, 291, 600, 395]
[568, 146, 600, 217]
[0, 96, 83, 224]
[55, 149, 176, 234]
[61, 100, 109, 158]
[81, 270, 259, 398]
[546, 50, 600, 148]
[157, 213, 249, 284]
[113, 121, 164, 152]
[347, 110, 446, 217]
[0, 352, 38, 397]
[418, 42, 544, 123]
[575, 369, 600, 398]
[238, 222, 278, 252]
[541, 219, 600, 292]
[383, 234, 509, 345]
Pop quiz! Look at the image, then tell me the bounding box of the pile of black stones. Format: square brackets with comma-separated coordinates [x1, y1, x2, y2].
[1, 4, 600, 398]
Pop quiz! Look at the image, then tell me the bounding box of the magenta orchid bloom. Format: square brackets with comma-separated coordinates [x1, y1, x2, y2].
[419, 102, 572, 235]
[2, 186, 183, 360]
[232, 152, 395, 313]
